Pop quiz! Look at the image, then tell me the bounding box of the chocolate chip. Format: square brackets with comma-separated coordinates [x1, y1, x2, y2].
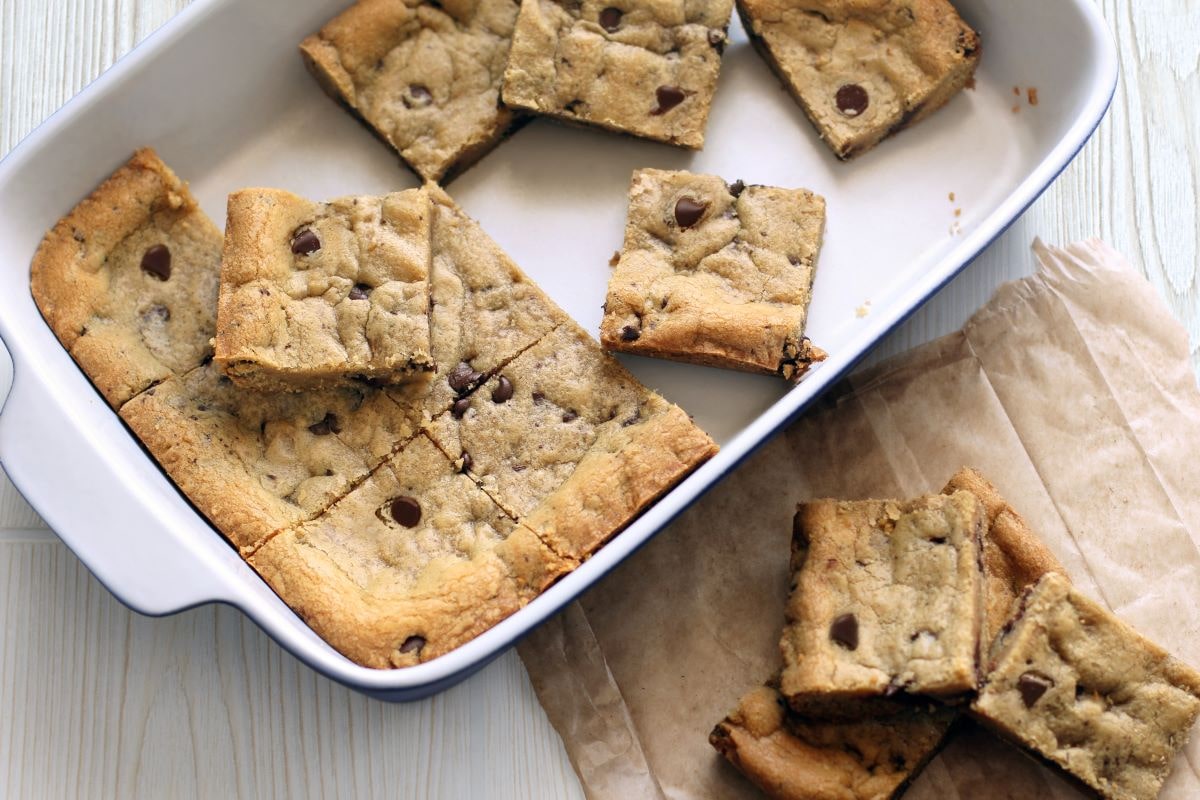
[599, 6, 622, 31]
[674, 197, 708, 229]
[930, 536, 947, 544]
[408, 84, 434, 107]
[140, 244, 171, 280]
[492, 375, 514, 403]
[349, 283, 372, 300]
[390, 496, 422, 527]
[448, 362, 482, 394]
[727, 179, 746, 198]
[291, 229, 321, 255]
[1018, 672, 1054, 707]
[836, 84, 870, 117]
[531, 391, 546, 404]
[651, 85, 686, 115]
[451, 397, 471, 419]
[620, 325, 640, 341]
[562, 410, 578, 423]
[308, 412, 341, 436]
[460, 451, 473, 473]
[399, 635, 426, 654]
[830, 613, 859, 650]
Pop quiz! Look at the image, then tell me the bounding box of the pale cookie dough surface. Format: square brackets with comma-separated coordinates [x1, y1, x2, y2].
[600, 169, 827, 380]
[972, 573, 1200, 800]
[301, 0, 524, 183]
[427, 321, 718, 559]
[248, 433, 574, 668]
[215, 187, 433, 391]
[502, 0, 732, 147]
[710, 684, 957, 800]
[780, 491, 985, 718]
[737, 0, 980, 159]
[30, 148, 222, 408]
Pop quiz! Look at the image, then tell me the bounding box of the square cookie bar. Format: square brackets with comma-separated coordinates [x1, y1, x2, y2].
[502, 0, 733, 148]
[710, 684, 957, 800]
[780, 491, 985, 718]
[737, 0, 980, 159]
[600, 169, 826, 381]
[301, 0, 525, 183]
[972, 573, 1200, 800]
[214, 187, 433, 391]
[30, 148, 222, 408]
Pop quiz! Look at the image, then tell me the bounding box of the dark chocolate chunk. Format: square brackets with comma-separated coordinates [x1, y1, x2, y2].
[620, 325, 641, 341]
[651, 85, 687, 115]
[727, 179, 746, 198]
[390, 496, 422, 527]
[399, 635, 426, 654]
[830, 613, 859, 650]
[451, 397, 471, 419]
[140, 244, 172, 281]
[674, 197, 708, 229]
[349, 283, 372, 300]
[291, 229, 321, 255]
[448, 362, 482, 393]
[1018, 672, 1054, 707]
[492, 375, 514, 403]
[308, 412, 341, 436]
[460, 451, 473, 473]
[408, 84, 434, 107]
[835, 84, 870, 117]
[599, 6, 622, 32]
[562, 410, 578, 423]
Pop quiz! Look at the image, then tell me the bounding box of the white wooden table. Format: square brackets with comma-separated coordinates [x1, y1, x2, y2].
[1, 1, 1196, 797]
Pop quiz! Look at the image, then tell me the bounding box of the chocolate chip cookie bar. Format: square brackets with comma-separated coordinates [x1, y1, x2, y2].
[249, 433, 575, 668]
[214, 187, 434, 391]
[30, 148, 222, 408]
[600, 169, 826, 381]
[501, 0, 733, 148]
[972, 573, 1200, 800]
[737, 0, 980, 159]
[427, 321, 719, 560]
[710, 684, 958, 800]
[300, 0, 525, 183]
[780, 491, 985, 718]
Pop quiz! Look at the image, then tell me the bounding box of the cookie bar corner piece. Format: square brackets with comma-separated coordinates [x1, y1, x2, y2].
[971, 572, 1200, 800]
[501, 0, 733, 148]
[299, 0, 524, 183]
[600, 168, 827, 381]
[737, 0, 980, 159]
[710, 684, 958, 800]
[29, 147, 222, 408]
[214, 186, 434, 391]
[779, 491, 986, 718]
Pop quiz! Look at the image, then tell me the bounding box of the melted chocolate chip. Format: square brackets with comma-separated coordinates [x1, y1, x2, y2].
[727, 179, 746, 198]
[1018, 672, 1054, 707]
[291, 228, 321, 255]
[349, 283, 372, 300]
[451, 397, 471, 419]
[408, 84, 434, 107]
[830, 613, 859, 650]
[448, 362, 482, 394]
[390, 496, 422, 527]
[620, 325, 640, 341]
[308, 412, 341, 436]
[674, 197, 708, 229]
[836, 84, 870, 117]
[460, 450, 473, 473]
[399, 635, 426, 654]
[141, 244, 172, 281]
[651, 85, 687, 115]
[492, 375, 514, 403]
[599, 6, 622, 31]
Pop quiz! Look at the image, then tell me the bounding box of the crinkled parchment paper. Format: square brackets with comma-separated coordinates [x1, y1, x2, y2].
[518, 240, 1200, 800]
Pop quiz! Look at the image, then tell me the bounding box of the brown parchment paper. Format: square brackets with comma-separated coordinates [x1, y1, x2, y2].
[518, 240, 1200, 800]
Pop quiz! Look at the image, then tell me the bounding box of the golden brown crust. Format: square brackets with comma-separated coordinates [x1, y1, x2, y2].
[600, 169, 827, 379]
[736, 0, 980, 159]
[30, 148, 221, 407]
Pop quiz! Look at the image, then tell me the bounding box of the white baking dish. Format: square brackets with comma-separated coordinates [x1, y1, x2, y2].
[0, 0, 1116, 699]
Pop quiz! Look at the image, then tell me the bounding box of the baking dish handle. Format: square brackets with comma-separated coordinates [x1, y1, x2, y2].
[0, 340, 242, 616]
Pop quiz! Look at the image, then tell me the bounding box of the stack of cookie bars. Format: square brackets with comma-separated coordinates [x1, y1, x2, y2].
[710, 469, 1200, 800]
[30, 149, 717, 669]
